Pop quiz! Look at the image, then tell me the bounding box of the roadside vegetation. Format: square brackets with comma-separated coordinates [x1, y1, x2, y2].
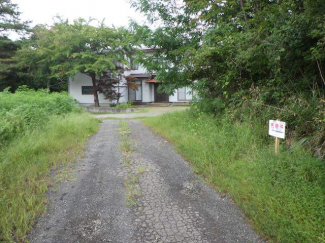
[114, 101, 136, 109]
[0, 87, 99, 242]
[131, 0, 325, 158]
[143, 109, 325, 243]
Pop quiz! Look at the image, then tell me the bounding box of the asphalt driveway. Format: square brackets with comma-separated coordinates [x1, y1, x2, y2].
[29, 119, 264, 243]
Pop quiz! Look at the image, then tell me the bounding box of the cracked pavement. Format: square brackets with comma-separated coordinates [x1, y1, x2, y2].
[28, 119, 264, 243]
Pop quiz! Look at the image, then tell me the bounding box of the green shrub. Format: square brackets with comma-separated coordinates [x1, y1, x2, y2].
[226, 93, 325, 158]
[0, 87, 99, 242]
[0, 87, 80, 145]
[192, 89, 325, 158]
[116, 100, 134, 109]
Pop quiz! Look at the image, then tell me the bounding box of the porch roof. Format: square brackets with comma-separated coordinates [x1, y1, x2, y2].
[129, 74, 150, 78]
[145, 79, 158, 83]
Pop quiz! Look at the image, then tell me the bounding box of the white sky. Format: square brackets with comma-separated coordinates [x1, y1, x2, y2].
[11, 0, 146, 27]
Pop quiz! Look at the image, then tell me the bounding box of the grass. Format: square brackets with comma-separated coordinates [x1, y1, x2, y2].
[0, 113, 99, 242]
[142, 110, 325, 243]
[124, 174, 141, 207]
[119, 120, 133, 165]
[119, 120, 141, 206]
[0, 88, 80, 146]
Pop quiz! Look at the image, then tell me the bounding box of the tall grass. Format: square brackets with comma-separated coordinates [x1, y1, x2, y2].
[0, 113, 99, 242]
[0, 87, 80, 145]
[143, 110, 325, 243]
[0, 88, 99, 242]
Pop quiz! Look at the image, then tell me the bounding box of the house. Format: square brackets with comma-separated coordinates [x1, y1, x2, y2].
[68, 49, 192, 106]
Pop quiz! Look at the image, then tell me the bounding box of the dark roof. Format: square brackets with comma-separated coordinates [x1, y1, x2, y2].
[129, 74, 150, 78]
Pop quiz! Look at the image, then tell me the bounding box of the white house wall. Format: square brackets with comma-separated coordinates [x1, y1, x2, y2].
[69, 73, 192, 104]
[124, 63, 148, 77]
[169, 87, 193, 102]
[68, 73, 128, 105]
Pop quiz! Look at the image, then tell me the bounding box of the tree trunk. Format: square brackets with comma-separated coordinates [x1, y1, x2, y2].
[90, 74, 100, 107]
[239, 0, 248, 23]
[117, 85, 120, 105]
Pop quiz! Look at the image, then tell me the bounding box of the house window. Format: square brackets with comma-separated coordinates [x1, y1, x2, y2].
[130, 59, 139, 70]
[82, 86, 93, 95]
[129, 81, 142, 101]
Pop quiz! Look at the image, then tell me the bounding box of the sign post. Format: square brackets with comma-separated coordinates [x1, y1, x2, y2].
[269, 120, 286, 154]
[275, 137, 280, 155]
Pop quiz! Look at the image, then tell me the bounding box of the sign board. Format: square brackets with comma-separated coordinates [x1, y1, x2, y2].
[269, 120, 286, 139]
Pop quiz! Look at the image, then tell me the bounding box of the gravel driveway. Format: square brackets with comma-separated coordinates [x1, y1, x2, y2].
[29, 119, 264, 243]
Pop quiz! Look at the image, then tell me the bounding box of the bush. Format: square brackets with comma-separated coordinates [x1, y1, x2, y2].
[0, 87, 80, 145]
[0, 86, 98, 242]
[192, 87, 325, 158]
[226, 91, 325, 158]
[116, 100, 134, 109]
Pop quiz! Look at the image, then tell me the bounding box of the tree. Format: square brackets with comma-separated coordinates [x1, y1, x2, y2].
[16, 18, 137, 106]
[0, 0, 29, 91]
[130, 0, 325, 109]
[130, 0, 325, 159]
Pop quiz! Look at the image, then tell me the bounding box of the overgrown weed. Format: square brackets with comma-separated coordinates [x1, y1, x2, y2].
[0, 113, 99, 242]
[143, 110, 325, 243]
[119, 120, 141, 207]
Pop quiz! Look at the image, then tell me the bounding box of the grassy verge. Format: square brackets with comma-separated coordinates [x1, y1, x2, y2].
[142, 110, 325, 243]
[0, 113, 99, 242]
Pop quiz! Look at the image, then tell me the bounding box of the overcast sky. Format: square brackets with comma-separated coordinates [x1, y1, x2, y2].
[11, 0, 146, 27]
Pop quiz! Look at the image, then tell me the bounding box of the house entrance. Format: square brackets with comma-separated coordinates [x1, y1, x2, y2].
[154, 83, 169, 102]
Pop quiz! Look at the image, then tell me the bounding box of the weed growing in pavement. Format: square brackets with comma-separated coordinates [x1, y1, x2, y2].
[119, 120, 142, 207]
[119, 120, 133, 165]
[138, 166, 150, 174]
[124, 174, 141, 207]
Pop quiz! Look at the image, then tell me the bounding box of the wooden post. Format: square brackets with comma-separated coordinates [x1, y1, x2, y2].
[275, 137, 280, 155]
[274, 119, 281, 154]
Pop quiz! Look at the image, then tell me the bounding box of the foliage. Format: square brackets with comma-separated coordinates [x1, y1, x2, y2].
[143, 110, 325, 243]
[0, 113, 98, 242]
[0, 86, 98, 242]
[0, 0, 28, 34]
[0, 86, 80, 145]
[116, 100, 135, 109]
[0, 0, 30, 91]
[130, 0, 325, 154]
[15, 18, 137, 106]
[224, 90, 325, 158]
